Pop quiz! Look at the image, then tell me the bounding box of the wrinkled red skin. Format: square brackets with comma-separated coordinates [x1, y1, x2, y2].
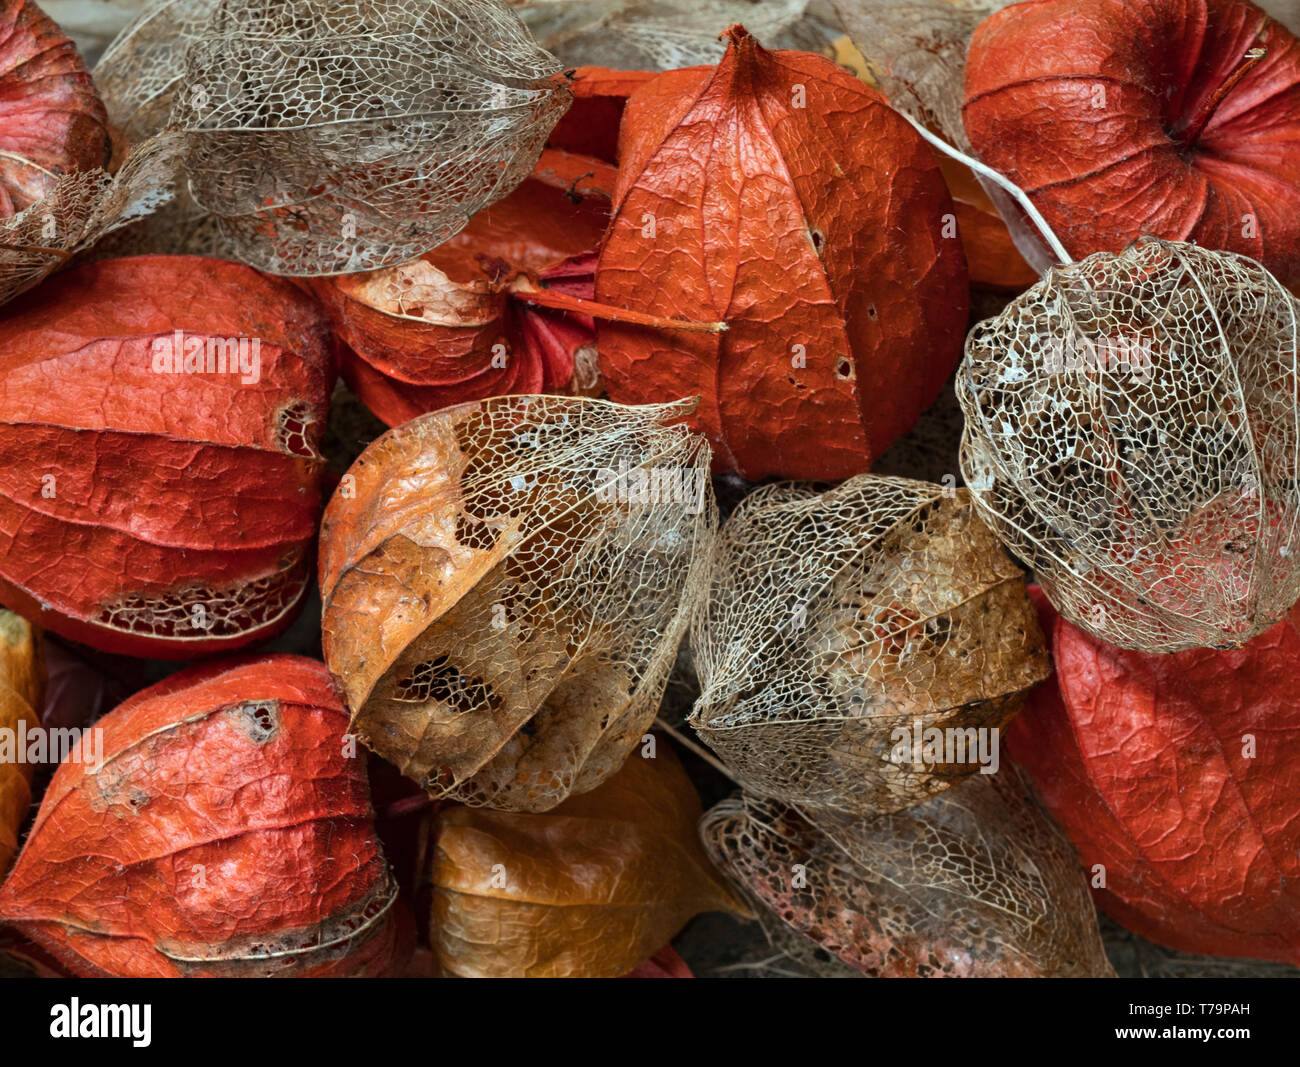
[964, 0, 1300, 290]
[0, 655, 407, 978]
[0, 255, 335, 659]
[596, 28, 969, 481]
[0, 0, 110, 216]
[1009, 587, 1300, 964]
[311, 149, 612, 427]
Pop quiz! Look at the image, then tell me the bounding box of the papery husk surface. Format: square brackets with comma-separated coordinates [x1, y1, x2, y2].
[690, 476, 1048, 815]
[1010, 589, 1300, 965]
[700, 771, 1115, 977]
[0, 254, 335, 658]
[595, 27, 969, 481]
[0, 655, 404, 978]
[432, 744, 743, 977]
[319, 394, 716, 812]
[957, 237, 1300, 652]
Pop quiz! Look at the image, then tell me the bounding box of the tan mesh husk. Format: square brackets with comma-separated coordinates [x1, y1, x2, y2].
[509, 0, 816, 68]
[0, 0, 566, 299]
[700, 771, 1115, 978]
[957, 237, 1300, 652]
[319, 395, 717, 812]
[0, 125, 183, 306]
[689, 475, 1048, 816]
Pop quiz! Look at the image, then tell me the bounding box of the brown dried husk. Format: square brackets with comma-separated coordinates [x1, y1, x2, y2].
[700, 771, 1115, 978]
[957, 237, 1300, 652]
[319, 394, 716, 812]
[689, 476, 1048, 816]
[0, 0, 566, 298]
[431, 744, 745, 977]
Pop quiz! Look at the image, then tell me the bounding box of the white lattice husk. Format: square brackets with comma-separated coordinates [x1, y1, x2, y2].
[957, 237, 1300, 652]
[699, 771, 1114, 977]
[86, 0, 568, 275]
[320, 394, 717, 812]
[689, 475, 1047, 816]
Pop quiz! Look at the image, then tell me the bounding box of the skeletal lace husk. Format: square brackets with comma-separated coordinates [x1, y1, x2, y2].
[699, 771, 1114, 977]
[689, 474, 1048, 816]
[957, 237, 1300, 652]
[321, 394, 717, 812]
[0, 0, 567, 301]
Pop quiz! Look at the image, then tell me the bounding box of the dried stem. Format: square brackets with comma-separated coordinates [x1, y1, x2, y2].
[898, 112, 1072, 266]
[513, 278, 728, 333]
[654, 716, 738, 783]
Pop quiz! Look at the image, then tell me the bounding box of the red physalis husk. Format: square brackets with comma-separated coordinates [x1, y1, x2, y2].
[595, 25, 969, 481]
[0, 654, 407, 978]
[0, 0, 110, 217]
[1009, 587, 1300, 965]
[0, 254, 335, 659]
[963, 0, 1300, 290]
[308, 148, 616, 427]
[548, 66, 655, 163]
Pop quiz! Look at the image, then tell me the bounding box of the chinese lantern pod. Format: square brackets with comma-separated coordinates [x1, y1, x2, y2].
[0, 0, 108, 216]
[689, 476, 1049, 816]
[319, 394, 716, 812]
[1009, 589, 1300, 965]
[309, 149, 612, 426]
[431, 745, 741, 977]
[957, 237, 1300, 652]
[595, 26, 969, 482]
[962, 0, 1300, 291]
[95, 0, 569, 276]
[0, 254, 335, 659]
[700, 771, 1115, 978]
[0, 655, 404, 978]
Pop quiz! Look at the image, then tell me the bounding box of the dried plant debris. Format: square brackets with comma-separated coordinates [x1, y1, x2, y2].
[510, 0, 813, 69]
[958, 237, 1300, 652]
[319, 394, 716, 811]
[700, 772, 1115, 978]
[690, 475, 1047, 816]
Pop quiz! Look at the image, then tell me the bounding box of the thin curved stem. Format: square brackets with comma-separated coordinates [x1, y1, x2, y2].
[899, 112, 1072, 267]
